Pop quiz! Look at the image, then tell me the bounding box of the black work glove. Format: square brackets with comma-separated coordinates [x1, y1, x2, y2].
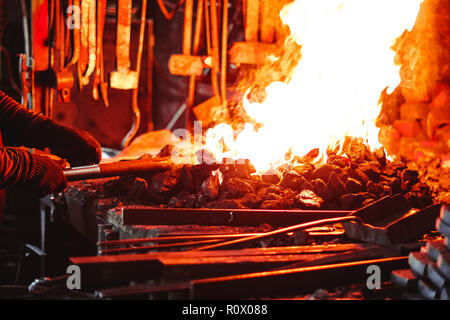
[0, 91, 102, 167]
[26, 153, 68, 197]
[39, 124, 102, 167]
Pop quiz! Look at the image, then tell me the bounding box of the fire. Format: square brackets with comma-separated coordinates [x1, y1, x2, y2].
[203, 0, 424, 172]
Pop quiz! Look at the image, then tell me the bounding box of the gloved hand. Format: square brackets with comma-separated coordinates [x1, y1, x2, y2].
[26, 154, 67, 197]
[0, 91, 101, 166]
[41, 124, 102, 167]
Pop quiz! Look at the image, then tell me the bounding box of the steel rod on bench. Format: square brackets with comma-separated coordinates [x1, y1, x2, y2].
[190, 216, 361, 251]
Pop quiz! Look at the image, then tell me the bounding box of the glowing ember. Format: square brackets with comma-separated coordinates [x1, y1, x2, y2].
[203, 0, 424, 172]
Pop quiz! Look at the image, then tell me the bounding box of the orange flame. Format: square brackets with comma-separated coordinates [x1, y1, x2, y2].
[204, 0, 423, 172]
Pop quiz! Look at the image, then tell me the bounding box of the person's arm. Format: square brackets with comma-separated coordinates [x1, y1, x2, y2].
[0, 90, 50, 149]
[0, 146, 67, 196]
[0, 90, 102, 167]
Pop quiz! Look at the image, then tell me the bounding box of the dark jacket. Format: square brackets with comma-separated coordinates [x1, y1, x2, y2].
[0, 90, 102, 227]
[0, 90, 56, 225]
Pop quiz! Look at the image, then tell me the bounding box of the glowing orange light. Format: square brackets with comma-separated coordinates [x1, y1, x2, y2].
[204, 0, 424, 172]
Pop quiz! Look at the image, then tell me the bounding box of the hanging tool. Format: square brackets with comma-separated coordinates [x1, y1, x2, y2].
[260, 0, 276, 43]
[77, 0, 89, 90]
[187, 0, 205, 108]
[221, 0, 229, 107]
[67, 0, 80, 66]
[46, 0, 57, 117]
[245, 0, 259, 42]
[228, 0, 278, 65]
[92, 0, 109, 107]
[208, 0, 220, 98]
[190, 216, 360, 251]
[63, 157, 172, 182]
[156, 0, 185, 20]
[110, 0, 138, 90]
[19, 0, 34, 110]
[55, 0, 74, 103]
[183, 0, 193, 57]
[168, 0, 211, 79]
[121, 0, 147, 148]
[146, 19, 155, 131]
[80, 0, 96, 85]
[187, 0, 223, 129]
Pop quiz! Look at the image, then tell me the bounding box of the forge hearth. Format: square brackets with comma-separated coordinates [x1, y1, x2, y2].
[74, 139, 436, 213]
[34, 131, 447, 300]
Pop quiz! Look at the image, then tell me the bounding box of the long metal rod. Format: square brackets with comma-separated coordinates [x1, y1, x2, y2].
[190, 256, 409, 299]
[122, 206, 352, 227]
[190, 216, 361, 251]
[100, 239, 224, 255]
[94, 256, 408, 299]
[98, 233, 266, 247]
[63, 158, 172, 181]
[98, 229, 345, 248]
[147, 19, 154, 130]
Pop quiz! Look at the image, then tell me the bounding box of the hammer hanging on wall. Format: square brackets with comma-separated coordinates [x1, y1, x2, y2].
[92, 0, 109, 107]
[80, 0, 96, 85]
[110, 0, 138, 90]
[119, 0, 148, 148]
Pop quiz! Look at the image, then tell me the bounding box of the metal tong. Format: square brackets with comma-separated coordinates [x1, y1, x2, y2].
[63, 157, 172, 181]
